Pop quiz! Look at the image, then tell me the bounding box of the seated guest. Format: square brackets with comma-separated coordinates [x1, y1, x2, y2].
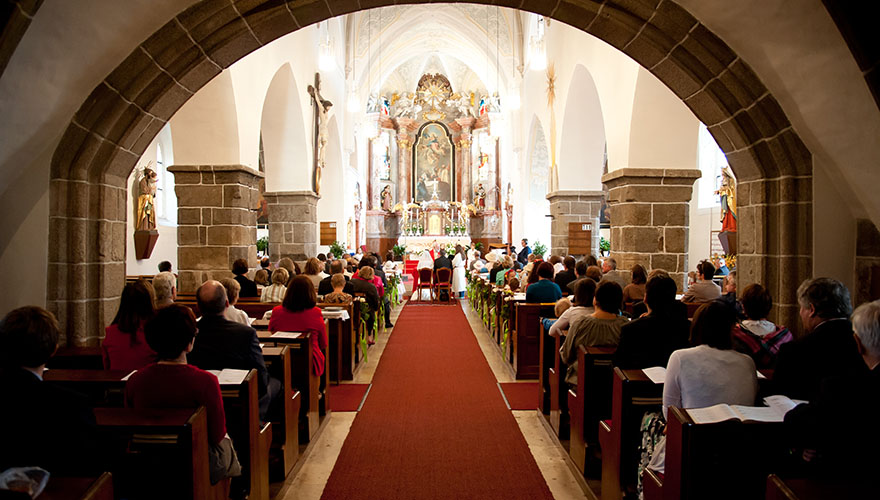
[713, 256, 730, 276]
[526, 262, 563, 303]
[221, 278, 250, 326]
[324, 274, 353, 304]
[585, 265, 603, 283]
[318, 261, 354, 296]
[303, 257, 326, 291]
[495, 255, 515, 286]
[317, 253, 330, 274]
[622, 264, 647, 305]
[152, 270, 176, 308]
[350, 265, 380, 339]
[260, 256, 272, 276]
[358, 257, 385, 298]
[507, 277, 520, 293]
[645, 301, 757, 476]
[614, 274, 689, 369]
[680, 260, 721, 303]
[549, 278, 597, 338]
[784, 300, 880, 478]
[127, 304, 241, 486]
[566, 259, 589, 294]
[434, 248, 452, 273]
[601, 257, 628, 289]
[555, 256, 577, 290]
[561, 281, 628, 385]
[522, 261, 541, 293]
[664, 301, 757, 415]
[549, 255, 564, 275]
[277, 257, 297, 285]
[469, 250, 487, 272]
[269, 276, 329, 376]
[773, 277, 865, 400]
[555, 297, 572, 317]
[372, 253, 394, 327]
[488, 259, 503, 284]
[383, 251, 398, 274]
[102, 279, 157, 371]
[260, 267, 288, 303]
[522, 253, 538, 278]
[190, 281, 280, 422]
[254, 268, 270, 287]
[158, 260, 172, 273]
[585, 254, 599, 267]
[731, 283, 792, 369]
[232, 258, 258, 298]
[0, 306, 102, 476]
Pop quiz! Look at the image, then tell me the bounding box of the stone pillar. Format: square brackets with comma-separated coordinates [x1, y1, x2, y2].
[396, 117, 418, 203]
[602, 168, 701, 291]
[366, 210, 401, 257]
[169, 165, 261, 293]
[264, 190, 319, 263]
[546, 190, 605, 257]
[456, 117, 476, 203]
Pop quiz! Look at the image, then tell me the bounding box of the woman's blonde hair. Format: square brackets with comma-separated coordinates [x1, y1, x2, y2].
[358, 266, 374, 280]
[271, 267, 289, 285]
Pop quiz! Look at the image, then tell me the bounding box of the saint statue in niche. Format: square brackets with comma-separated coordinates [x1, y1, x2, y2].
[136, 166, 158, 231]
[380, 185, 393, 211]
[474, 183, 486, 210]
[715, 167, 737, 232]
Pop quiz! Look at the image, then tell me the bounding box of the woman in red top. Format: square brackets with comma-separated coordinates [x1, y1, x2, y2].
[269, 276, 328, 376]
[125, 304, 240, 484]
[102, 279, 157, 371]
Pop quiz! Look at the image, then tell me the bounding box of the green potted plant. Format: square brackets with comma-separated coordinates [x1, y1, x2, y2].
[329, 240, 346, 259]
[392, 244, 407, 260]
[599, 236, 611, 256]
[532, 240, 547, 259]
[256, 236, 269, 255]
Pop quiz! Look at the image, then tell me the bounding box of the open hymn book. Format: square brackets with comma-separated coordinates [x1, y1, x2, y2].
[687, 395, 806, 424]
[206, 368, 249, 385]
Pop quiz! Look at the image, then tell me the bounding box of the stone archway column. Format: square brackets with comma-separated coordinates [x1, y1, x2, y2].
[395, 117, 418, 204]
[602, 168, 701, 291]
[264, 190, 319, 262]
[546, 190, 605, 257]
[169, 165, 262, 293]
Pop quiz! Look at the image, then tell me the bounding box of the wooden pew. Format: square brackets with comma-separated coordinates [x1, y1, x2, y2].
[513, 302, 555, 379]
[175, 299, 277, 320]
[220, 370, 271, 500]
[257, 330, 329, 443]
[765, 474, 873, 500]
[319, 302, 356, 383]
[13, 472, 114, 500]
[538, 317, 567, 439]
[598, 368, 663, 500]
[48, 346, 104, 369]
[568, 345, 617, 475]
[642, 407, 789, 500]
[95, 407, 227, 500]
[43, 369, 129, 406]
[261, 346, 301, 479]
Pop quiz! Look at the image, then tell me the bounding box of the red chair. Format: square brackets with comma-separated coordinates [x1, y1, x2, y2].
[434, 268, 453, 304]
[415, 268, 433, 303]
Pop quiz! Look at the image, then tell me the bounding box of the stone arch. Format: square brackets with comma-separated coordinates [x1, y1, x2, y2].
[558, 64, 605, 191]
[48, 0, 812, 343]
[259, 63, 308, 192]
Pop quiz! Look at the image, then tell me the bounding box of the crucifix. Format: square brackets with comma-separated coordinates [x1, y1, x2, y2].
[307, 72, 333, 196]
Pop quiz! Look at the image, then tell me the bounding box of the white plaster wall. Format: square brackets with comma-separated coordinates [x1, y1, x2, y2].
[260, 64, 309, 192]
[558, 64, 606, 191]
[813, 158, 856, 294]
[316, 117, 345, 254]
[170, 71, 241, 165]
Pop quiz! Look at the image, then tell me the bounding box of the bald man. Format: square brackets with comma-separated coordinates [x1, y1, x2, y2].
[188, 280, 280, 423]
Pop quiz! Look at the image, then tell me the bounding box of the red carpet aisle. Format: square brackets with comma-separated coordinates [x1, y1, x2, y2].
[499, 382, 540, 411]
[321, 303, 554, 500]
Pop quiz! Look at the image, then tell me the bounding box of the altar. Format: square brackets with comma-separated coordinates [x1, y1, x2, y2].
[397, 235, 472, 254]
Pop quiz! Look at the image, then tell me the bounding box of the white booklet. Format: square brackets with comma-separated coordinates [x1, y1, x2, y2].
[206, 368, 249, 385]
[642, 366, 667, 384]
[688, 403, 786, 424]
[271, 331, 302, 339]
[121, 369, 137, 381]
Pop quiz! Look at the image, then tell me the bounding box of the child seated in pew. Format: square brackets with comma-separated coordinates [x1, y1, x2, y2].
[506, 277, 520, 293]
[0, 306, 103, 476]
[221, 278, 251, 326]
[102, 279, 157, 371]
[548, 278, 596, 338]
[125, 304, 242, 487]
[323, 274, 353, 304]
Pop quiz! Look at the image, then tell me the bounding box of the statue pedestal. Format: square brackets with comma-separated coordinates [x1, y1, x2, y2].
[133, 230, 159, 260]
[719, 231, 737, 255]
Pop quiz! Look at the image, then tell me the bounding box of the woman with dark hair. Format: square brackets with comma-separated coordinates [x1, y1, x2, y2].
[303, 257, 326, 291]
[525, 262, 562, 303]
[623, 264, 647, 305]
[731, 284, 793, 369]
[102, 279, 157, 371]
[230, 258, 256, 298]
[560, 281, 629, 385]
[269, 276, 328, 376]
[549, 278, 596, 338]
[126, 304, 241, 484]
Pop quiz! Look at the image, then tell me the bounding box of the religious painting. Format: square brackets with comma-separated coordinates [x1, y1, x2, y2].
[413, 121, 454, 203]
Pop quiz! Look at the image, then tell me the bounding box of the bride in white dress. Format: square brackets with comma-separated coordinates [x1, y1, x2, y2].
[451, 245, 467, 299]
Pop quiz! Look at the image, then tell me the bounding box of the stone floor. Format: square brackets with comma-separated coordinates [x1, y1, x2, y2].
[275, 298, 591, 499]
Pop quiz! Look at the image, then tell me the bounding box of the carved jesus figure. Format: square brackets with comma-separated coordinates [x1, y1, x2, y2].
[136, 167, 158, 231]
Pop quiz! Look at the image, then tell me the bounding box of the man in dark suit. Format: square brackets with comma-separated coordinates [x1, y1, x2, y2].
[784, 299, 880, 477]
[190, 280, 280, 421]
[613, 274, 689, 369]
[517, 238, 531, 266]
[318, 260, 353, 296]
[773, 277, 866, 400]
[0, 306, 103, 475]
[433, 249, 452, 272]
[566, 259, 589, 294]
[554, 256, 577, 290]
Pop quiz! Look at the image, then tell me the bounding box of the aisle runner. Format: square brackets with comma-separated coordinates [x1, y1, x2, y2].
[321, 302, 553, 499]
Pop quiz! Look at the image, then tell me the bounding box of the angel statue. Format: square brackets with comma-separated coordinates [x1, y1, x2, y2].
[136, 165, 158, 231]
[395, 93, 415, 118]
[453, 94, 475, 118]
